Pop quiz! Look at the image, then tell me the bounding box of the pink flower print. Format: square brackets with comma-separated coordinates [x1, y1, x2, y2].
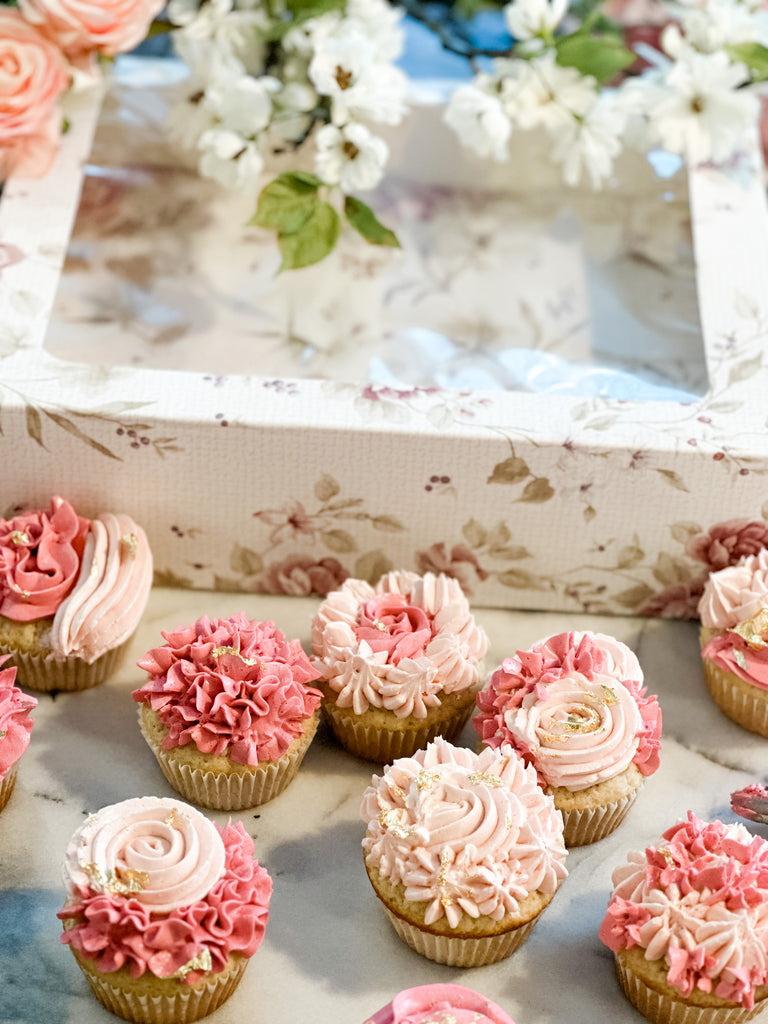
[686, 519, 768, 571]
[414, 542, 488, 597]
[252, 501, 316, 546]
[639, 579, 704, 619]
[264, 555, 348, 596]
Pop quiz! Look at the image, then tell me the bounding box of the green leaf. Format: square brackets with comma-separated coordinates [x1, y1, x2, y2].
[286, 0, 344, 15]
[278, 201, 340, 270]
[229, 544, 263, 577]
[518, 477, 555, 503]
[315, 474, 341, 503]
[555, 33, 635, 83]
[344, 196, 400, 248]
[726, 42, 768, 81]
[250, 173, 322, 234]
[321, 528, 357, 553]
[487, 455, 530, 485]
[354, 549, 393, 583]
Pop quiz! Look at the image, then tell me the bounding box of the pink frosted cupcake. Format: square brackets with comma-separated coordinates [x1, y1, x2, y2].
[475, 631, 662, 846]
[133, 613, 323, 810]
[0, 656, 36, 811]
[311, 570, 488, 762]
[600, 812, 768, 1024]
[698, 552, 768, 735]
[360, 737, 567, 967]
[364, 984, 516, 1024]
[58, 795, 271, 1024]
[0, 495, 153, 692]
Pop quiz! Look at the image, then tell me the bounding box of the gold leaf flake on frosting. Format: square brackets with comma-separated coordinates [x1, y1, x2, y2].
[171, 947, 213, 979]
[467, 772, 503, 788]
[80, 862, 149, 895]
[379, 809, 413, 839]
[730, 609, 768, 650]
[211, 645, 262, 667]
[734, 649, 749, 671]
[0, 730, 5, 740]
[371, 619, 388, 632]
[165, 808, 185, 829]
[120, 533, 138, 557]
[601, 686, 618, 704]
[438, 849, 453, 906]
[9, 581, 30, 599]
[416, 770, 439, 791]
[8, 530, 30, 546]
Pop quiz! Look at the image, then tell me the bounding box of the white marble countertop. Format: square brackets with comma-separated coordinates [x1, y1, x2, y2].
[1, 588, 766, 1024]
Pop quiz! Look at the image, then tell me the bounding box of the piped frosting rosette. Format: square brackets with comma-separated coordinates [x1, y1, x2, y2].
[364, 984, 516, 1024]
[312, 571, 488, 761]
[59, 796, 272, 1022]
[475, 632, 661, 845]
[698, 552, 768, 736]
[0, 656, 36, 810]
[600, 812, 768, 1019]
[360, 738, 567, 966]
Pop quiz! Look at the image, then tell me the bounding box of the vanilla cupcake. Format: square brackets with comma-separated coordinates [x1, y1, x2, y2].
[0, 496, 152, 691]
[600, 811, 768, 1024]
[475, 631, 662, 846]
[58, 795, 272, 1024]
[360, 737, 567, 967]
[133, 613, 323, 810]
[312, 571, 488, 762]
[0, 657, 36, 811]
[364, 984, 516, 1024]
[698, 551, 768, 735]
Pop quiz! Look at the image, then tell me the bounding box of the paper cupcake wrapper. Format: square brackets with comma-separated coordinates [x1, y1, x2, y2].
[0, 640, 128, 693]
[702, 658, 768, 737]
[0, 762, 18, 813]
[559, 787, 639, 847]
[616, 956, 765, 1024]
[72, 949, 248, 1024]
[383, 908, 540, 967]
[322, 701, 475, 763]
[140, 711, 319, 810]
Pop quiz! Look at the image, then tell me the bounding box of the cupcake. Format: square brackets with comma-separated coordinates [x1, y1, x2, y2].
[311, 570, 488, 762]
[698, 551, 768, 735]
[600, 811, 768, 1024]
[0, 495, 153, 692]
[133, 612, 323, 810]
[0, 656, 36, 811]
[475, 631, 662, 846]
[58, 795, 272, 1024]
[360, 737, 567, 967]
[364, 984, 516, 1024]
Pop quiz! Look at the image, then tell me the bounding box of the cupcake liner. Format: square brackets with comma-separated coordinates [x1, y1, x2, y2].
[140, 710, 319, 810]
[615, 955, 764, 1024]
[702, 658, 768, 737]
[322, 700, 475, 763]
[0, 640, 128, 693]
[558, 788, 639, 847]
[383, 907, 540, 967]
[72, 948, 248, 1024]
[0, 762, 18, 812]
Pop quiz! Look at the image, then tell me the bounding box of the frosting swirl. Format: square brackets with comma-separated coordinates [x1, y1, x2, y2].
[698, 551, 768, 630]
[0, 657, 36, 779]
[63, 796, 226, 914]
[0, 496, 89, 621]
[133, 613, 322, 765]
[364, 984, 516, 1024]
[313, 570, 488, 719]
[361, 738, 567, 927]
[600, 812, 768, 1009]
[50, 513, 153, 663]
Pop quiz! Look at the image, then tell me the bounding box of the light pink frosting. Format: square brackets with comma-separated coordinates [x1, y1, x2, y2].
[133, 613, 322, 766]
[59, 807, 272, 982]
[312, 571, 488, 719]
[476, 631, 662, 788]
[0, 496, 89, 621]
[698, 551, 768, 630]
[63, 796, 226, 914]
[600, 812, 768, 1009]
[0, 657, 36, 780]
[360, 737, 567, 927]
[49, 513, 153, 663]
[364, 984, 516, 1024]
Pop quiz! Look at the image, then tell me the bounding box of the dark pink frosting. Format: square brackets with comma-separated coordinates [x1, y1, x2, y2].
[0, 656, 36, 779]
[475, 632, 662, 779]
[703, 633, 768, 690]
[58, 820, 272, 982]
[132, 613, 322, 766]
[356, 594, 434, 663]
[0, 496, 90, 621]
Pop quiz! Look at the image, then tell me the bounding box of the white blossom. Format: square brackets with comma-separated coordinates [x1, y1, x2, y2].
[551, 95, 627, 187]
[504, 0, 568, 41]
[309, 32, 408, 126]
[678, 0, 768, 51]
[271, 81, 319, 144]
[443, 80, 512, 161]
[198, 128, 264, 190]
[314, 122, 389, 190]
[507, 51, 597, 131]
[204, 74, 280, 136]
[345, 0, 405, 61]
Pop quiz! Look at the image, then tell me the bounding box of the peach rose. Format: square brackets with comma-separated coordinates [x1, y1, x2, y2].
[18, 0, 165, 62]
[686, 519, 768, 570]
[0, 10, 69, 180]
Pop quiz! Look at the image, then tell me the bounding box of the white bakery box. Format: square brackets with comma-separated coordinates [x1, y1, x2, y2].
[1, 57, 767, 617]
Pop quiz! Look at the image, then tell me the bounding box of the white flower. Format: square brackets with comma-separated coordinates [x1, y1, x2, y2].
[504, 0, 568, 41]
[271, 82, 319, 144]
[678, 0, 768, 52]
[551, 95, 627, 187]
[204, 74, 280, 136]
[167, 94, 217, 151]
[443, 81, 512, 161]
[198, 128, 264, 190]
[507, 51, 597, 131]
[345, 0, 405, 61]
[309, 32, 408, 125]
[284, 12, 342, 54]
[314, 122, 389, 191]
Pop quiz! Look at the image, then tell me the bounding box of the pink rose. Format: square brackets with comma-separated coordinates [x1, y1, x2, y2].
[686, 519, 768, 571]
[18, 0, 165, 63]
[355, 593, 434, 663]
[264, 555, 348, 596]
[0, 10, 69, 180]
[414, 543, 488, 597]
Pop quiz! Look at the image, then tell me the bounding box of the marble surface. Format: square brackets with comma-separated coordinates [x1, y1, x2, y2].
[1, 588, 766, 1024]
